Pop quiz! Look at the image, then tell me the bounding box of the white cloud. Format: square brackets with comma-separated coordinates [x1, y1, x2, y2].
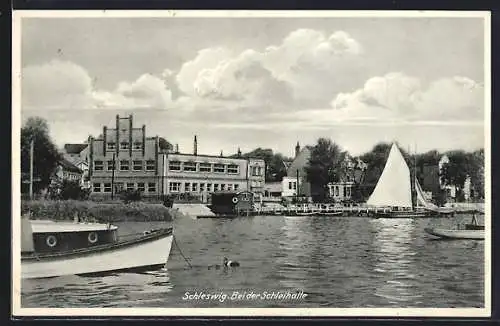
[22, 59, 96, 109]
[22, 60, 174, 110]
[330, 73, 484, 122]
[174, 28, 363, 108]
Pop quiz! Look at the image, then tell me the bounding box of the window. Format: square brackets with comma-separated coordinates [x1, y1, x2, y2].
[293, 182, 297, 190]
[107, 160, 115, 171]
[335, 186, 339, 197]
[199, 163, 211, 172]
[120, 160, 129, 171]
[191, 183, 198, 192]
[227, 184, 233, 191]
[169, 161, 181, 171]
[148, 182, 156, 193]
[107, 142, 116, 151]
[146, 160, 155, 171]
[234, 184, 239, 191]
[183, 161, 197, 172]
[214, 164, 225, 173]
[200, 183, 205, 192]
[214, 184, 219, 192]
[184, 182, 190, 192]
[93, 183, 101, 192]
[94, 160, 104, 171]
[221, 184, 226, 191]
[127, 182, 135, 191]
[252, 166, 263, 176]
[133, 141, 142, 150]
[133, 160, 143, 171]
[169, 182, 181, 192]
[120, 142, 129, 150]
[227, 164, 239, 174]
[114, 183, 124, 192]
[103, 183, 112, 193]
[137, 182, 145, 192]
[206, 183, 212, 192]
[288, 182, 293, 190]
[346, 187, 351, 198]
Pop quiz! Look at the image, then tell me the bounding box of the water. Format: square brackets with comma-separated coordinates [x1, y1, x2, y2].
[21, 214, 484, 308]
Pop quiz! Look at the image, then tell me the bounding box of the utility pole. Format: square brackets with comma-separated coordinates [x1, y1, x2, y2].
[111, 153, 116, 200]
[296, 169, 299, 204]
[29, 139, 34, 200]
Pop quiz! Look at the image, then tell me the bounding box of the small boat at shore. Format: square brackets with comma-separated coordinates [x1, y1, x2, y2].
[21, 214, 174, 279]
[424, 213, 484, 240]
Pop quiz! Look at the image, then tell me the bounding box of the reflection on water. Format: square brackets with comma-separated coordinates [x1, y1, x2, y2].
[21, 215, 485, 308]
[371, 219, 423, 306]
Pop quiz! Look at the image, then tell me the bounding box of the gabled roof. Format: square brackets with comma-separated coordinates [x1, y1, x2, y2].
[64, 143, 88, 154]
[58, 158, 83, 173]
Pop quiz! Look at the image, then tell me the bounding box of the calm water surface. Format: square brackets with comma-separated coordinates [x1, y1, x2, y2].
[21, 214, 484, 308]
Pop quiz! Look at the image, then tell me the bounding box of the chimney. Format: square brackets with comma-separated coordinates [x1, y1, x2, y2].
[220, 150, 223, 157]
[295, 141, 301, 158]
[175, 143, 179, 153]
[237, 147, 242, 157]
[194, 135, 198, 156]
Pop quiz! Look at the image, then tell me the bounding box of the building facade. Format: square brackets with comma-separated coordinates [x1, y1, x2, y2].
[83, 114, 266, 200]
[162, 149, 265, 202]
[88, 114, 162, 197]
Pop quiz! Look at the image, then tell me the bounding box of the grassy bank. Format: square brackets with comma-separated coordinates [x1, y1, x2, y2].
[21, 200, 173, 222]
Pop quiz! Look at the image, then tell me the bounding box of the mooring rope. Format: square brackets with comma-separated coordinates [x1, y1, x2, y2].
[173, 235, 193, 269]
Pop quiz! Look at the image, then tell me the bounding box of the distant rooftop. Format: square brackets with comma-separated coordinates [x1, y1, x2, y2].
[64, 143, 88, 154]
[58, 158, 83, 173]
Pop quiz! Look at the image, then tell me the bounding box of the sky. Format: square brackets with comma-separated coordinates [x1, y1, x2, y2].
[18, 12, 488, 157]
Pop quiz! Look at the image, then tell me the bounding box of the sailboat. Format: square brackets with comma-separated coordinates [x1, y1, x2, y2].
[366, 143, 429, 218]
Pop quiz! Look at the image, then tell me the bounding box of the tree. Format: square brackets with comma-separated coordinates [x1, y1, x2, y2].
[440, 150, 469, 202]
[21, 117, 62, 194]
[305, 138, 345, 202]
[231, 148, 290, 182]
[158, 137, 173, 151]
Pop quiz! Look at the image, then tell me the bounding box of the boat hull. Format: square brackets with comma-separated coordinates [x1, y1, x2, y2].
[21, 229, 173, 279]
[424, 227, 484, 240]
[373, 211, 430, 218]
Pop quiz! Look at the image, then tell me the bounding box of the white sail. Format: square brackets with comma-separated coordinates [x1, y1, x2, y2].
[415, 178, 436, 209]
[366, 143, 412, 208]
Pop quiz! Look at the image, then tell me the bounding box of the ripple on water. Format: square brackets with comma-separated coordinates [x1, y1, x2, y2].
[21, 216, 485, 308]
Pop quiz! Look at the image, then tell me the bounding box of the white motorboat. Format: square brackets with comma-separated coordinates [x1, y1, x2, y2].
[21, 215, 174, 279]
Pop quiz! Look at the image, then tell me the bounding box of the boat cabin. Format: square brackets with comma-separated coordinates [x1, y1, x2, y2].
[209, 191, 254, 215]
[23, 217, 119, 254]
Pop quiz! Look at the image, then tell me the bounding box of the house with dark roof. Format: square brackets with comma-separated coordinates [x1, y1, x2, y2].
[53, 158, 84, 184]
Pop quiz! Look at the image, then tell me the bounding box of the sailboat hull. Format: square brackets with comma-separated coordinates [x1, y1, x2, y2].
[21, 228, 173, 279]
[424, 227, 484, 240]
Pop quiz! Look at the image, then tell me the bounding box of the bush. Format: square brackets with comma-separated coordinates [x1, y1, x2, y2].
[21, 200, 173, 222]
[118, 189, 142, 203]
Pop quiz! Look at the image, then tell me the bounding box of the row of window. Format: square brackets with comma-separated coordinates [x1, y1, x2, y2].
[94, 160, 156, 172]
[106, 141, 143, 151]
[288, 181, 297, 190]
[93, 182, 157, 193]
[168, 182, 240, 193]
[330, 185, 352, 198]
[169, 161, 240, 174]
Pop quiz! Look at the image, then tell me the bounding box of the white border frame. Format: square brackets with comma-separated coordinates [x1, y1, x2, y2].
[11, 10, 492, 317]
